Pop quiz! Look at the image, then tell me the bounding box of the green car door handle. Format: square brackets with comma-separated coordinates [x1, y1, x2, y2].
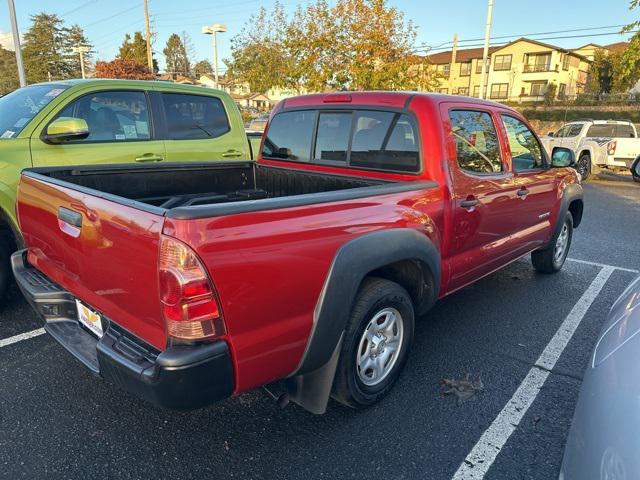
[222, 149, 243, 158]
[135, 154, 164, 162]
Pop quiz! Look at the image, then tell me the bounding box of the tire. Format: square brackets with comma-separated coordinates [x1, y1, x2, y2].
[576, 153, 591, 182]
[532, 211, 573, 274]
[0, 231, 13, 305]
[332, 277, 415, 408]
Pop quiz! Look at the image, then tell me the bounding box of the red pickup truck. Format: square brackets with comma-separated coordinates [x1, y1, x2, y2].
[12, 92, 583, 414]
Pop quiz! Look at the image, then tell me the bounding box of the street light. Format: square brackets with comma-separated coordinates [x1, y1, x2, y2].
[202, 23, 227, 88]
[7, 0, 26, 87]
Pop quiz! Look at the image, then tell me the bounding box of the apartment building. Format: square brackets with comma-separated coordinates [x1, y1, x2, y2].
[426, 37, 592, 102]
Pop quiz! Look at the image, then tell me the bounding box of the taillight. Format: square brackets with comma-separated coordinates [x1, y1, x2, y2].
[607, 141, 617, 155]
[158, 235, 225, 341]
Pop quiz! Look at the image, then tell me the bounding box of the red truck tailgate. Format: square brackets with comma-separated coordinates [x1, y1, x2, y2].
[17, 173, 167, 350]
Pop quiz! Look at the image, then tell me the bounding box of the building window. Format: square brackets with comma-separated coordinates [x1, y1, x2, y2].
[524, 53, 552, 72]
[489, 83, 509, 99]
[494, 54, 512, 71]
[437, 88, 449, 94]
[457, 87, 469, 95]
[475, 58, 489, 74]
[437, 64, 450, 78]
[562, 54, 570, 71]
[460, 62, 471, 76]
[530, 81, 547, 96]
[558, 83, 567, 99]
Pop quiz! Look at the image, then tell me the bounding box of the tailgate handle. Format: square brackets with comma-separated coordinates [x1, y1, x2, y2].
[58, 207, 82, 228]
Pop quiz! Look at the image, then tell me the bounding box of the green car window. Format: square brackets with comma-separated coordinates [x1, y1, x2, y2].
[0, 84, 70, 138]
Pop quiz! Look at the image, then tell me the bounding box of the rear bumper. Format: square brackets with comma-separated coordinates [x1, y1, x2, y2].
[11, 250, 234, 410]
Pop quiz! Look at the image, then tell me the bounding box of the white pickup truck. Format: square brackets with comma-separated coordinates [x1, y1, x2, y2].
[542, 120, 640, 181]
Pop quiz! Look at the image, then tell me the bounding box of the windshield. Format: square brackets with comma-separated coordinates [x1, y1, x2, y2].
[0, 84, 70, 138]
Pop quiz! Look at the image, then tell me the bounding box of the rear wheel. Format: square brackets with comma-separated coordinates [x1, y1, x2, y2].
[532, 211, 573, 273]
[332, 277, 414, 408]
[576, 153, 591, 181]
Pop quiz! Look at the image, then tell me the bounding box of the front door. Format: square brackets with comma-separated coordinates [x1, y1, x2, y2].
[30, 89, 166, 167]
[445, 108, 519, 292]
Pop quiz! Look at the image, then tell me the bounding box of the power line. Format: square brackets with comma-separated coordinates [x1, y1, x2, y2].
[416, 23, 628, 51]
[61, 0, 97, 17]
[83, 5, 140, 28]
[413, 29, 636, 54]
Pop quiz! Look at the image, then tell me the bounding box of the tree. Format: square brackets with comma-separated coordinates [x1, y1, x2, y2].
[193, 59, 213, 77]
[94, 59, 154, 80]
[225, 0, 436, 93]
[163, 33, 190, 78]
[0, 46, 19, 94]
[63, 24, 93, 78]
[118, 32, 158, 73]
[619, 0, 640, 90]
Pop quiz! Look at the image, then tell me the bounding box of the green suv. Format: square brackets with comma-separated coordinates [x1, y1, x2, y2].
[0, 79, 260, 303]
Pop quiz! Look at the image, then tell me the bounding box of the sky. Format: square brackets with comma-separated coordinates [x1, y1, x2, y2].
[0, 0, 637, 74]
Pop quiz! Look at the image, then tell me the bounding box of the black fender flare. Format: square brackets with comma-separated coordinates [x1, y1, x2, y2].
[295, 228, 440, 375]
[550, 183, 583, 244]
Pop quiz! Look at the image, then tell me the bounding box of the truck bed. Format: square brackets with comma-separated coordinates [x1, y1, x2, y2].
[24, 161, 432, 220]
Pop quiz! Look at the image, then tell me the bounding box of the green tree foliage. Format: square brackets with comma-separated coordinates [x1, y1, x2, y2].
[118, 32, 158, 73]
[616, 0, 640, 90]
[0, 46, 19, 94]
[226, 0, 436, 93]
[193, 59, 213, 77]
[163, 33, 191, 78]
[22, 13, 91, 83]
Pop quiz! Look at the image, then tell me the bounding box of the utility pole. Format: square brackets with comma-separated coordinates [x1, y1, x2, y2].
[72, 45, 90, 79]
[7, 0, 26, 87]
[478, 0, 494, 99]
[144, 0, 153, 72]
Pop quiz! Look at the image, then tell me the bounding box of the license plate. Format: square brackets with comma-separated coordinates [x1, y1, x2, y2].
[76, 300, 103, 338]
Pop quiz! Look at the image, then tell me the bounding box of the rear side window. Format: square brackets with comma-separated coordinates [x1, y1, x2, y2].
[161, 93, 230, 140]
[449, 110, 503, 174]
[556, 123, 584, 138]
[262, 110, 316, 162]
[586, 123, 636, 138]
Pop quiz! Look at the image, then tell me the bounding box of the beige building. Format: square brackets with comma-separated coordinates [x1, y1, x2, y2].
[572, 41, 629, 61]
[426, 37, 592, 102]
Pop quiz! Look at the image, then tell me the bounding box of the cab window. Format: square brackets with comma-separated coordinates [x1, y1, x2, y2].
[54, 90, 150, 142]
[449, 110, 503, 174]
[501, 115, 545, 171]
[161, 93, 230, 140]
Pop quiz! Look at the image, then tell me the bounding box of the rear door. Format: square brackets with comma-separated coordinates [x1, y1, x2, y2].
[17, 172, 168, 350]
[156, 89, 251, 161]
[30, 88, 166, 166]
[499, 113, 558, 248]
[444, 106, 520, 291]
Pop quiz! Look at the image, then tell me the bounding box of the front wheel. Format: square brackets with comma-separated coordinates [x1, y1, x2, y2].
[332, 277, 414, 408]
[576, 154, 591, 182]
[532, 211, 573, 273]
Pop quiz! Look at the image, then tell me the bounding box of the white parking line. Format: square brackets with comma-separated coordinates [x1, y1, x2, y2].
[452, 265, 615, 480]
[568, 257, 639, 274]
[0, 328, 46, 349]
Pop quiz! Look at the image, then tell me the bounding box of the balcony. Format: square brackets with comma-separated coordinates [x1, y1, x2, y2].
[523, 64, 557, 73]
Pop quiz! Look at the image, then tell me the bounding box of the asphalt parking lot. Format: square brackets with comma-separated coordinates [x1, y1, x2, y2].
[0, 179, 639, 480]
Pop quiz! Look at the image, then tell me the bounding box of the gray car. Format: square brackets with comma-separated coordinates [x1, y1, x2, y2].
[560, 274, 640, 479]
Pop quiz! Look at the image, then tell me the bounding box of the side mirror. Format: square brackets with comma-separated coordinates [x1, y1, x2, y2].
[547, 131, 555, 137]
[551, 147, 575, 168]
[42, 117, 90, 144]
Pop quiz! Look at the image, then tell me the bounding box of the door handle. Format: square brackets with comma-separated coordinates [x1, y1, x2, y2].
[517, 187, 529, 198]
[135, 154, 164, 162]
[460, 197, 479, 209]
[222, 149, 243, 158]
